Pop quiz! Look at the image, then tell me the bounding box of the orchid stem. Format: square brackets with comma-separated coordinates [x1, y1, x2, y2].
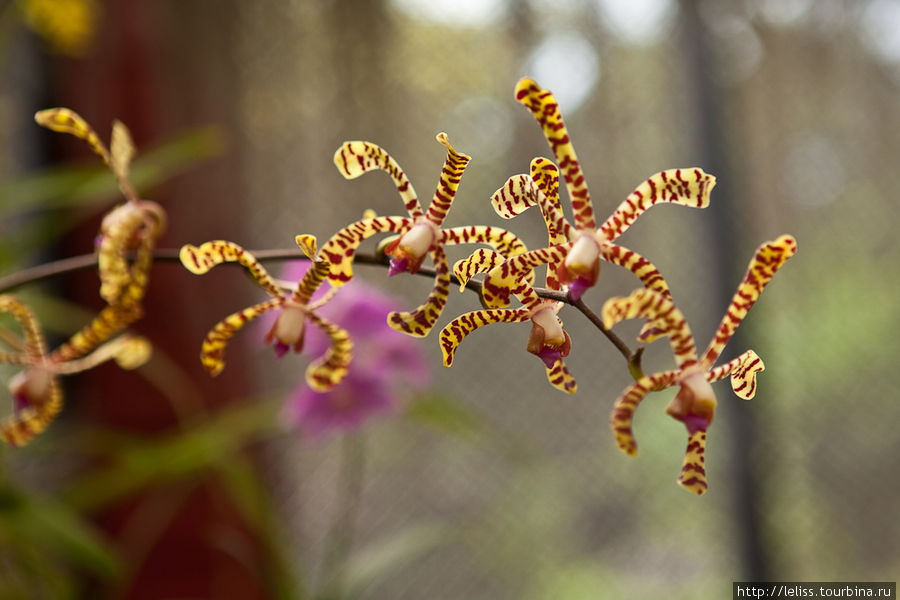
[0, 248, 638, 363]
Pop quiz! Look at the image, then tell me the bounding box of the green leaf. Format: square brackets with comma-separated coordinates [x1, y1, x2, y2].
[64, 395, 281, 510]
[0, 125, 225, 214]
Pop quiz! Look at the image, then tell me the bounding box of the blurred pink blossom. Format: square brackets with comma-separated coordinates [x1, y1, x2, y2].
[273, 264, 430, 439]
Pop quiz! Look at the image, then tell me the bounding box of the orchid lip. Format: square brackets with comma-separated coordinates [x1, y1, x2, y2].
[388, 256, 409, 277]
[683, 414, 710, 435]
[273, 341, 290, 359]
[536, 347, 561, 369]
[567, 277, 590, 301]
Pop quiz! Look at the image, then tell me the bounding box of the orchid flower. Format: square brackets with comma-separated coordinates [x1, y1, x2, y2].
[320, 133, 531, 337]
[20, 109, 165, 364]
[179, 236, 352, 392]
[0, 294, 151, 447]
[601, 235, 797, 494]
[282, 279, 430, 439]
[440, 246, 576, 394]
[35, 108, 166, 307]
[482, 79, 715, 316]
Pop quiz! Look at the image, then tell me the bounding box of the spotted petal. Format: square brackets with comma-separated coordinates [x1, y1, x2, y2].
[200, 298, 283, 376]
[601, 288, 699, 369]
[425, 133, 470, 228]
[440, 225, 529, 262]
[491, 167, 573, 246]
[333, 140, 424, 220]
[291, 234, 331, 304]
[304, 311, 353, 392]
[453, 249, 504, 292]
[442, 227, 534, 290]
[609, 370, 680, 456]
[599, 168, 716, 242]
[708, 349, 764, 400]
[320, 216, 411, 286]
[180, 240, 283, 299]
[545, 358, 577, 394]
[50, 300, 142, 363]
[515, 78, 595, 230]
[677, 429, 709, 495]
[701, 235, 798, 367]
[439, 308, 530, 367]
[97, 203, 147, 303]
[482, 244, 571, 308]
[386, 245, 450, 338]
[34, 108, 111, 165]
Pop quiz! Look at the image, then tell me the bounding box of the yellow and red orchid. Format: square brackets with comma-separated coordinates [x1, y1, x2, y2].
[0, 294, 151, 447]
[179, 236, 352, 392]
[482, 79, 715, 310]
[601, 234, 797, 494]
[320, 133, 531, 338]
[440, 247, 576, 394]
[34, 108, 166, 308]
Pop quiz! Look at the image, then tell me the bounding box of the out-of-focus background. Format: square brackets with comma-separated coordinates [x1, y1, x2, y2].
[1, 0, 899, 598]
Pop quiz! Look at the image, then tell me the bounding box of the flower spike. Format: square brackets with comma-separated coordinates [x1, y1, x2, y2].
[35, 108, 166, 342]
[602, 235, 797, 494]
[322, 134, 531, 337]
[488, 79, 715, 307]
[179, 238, 352, 391]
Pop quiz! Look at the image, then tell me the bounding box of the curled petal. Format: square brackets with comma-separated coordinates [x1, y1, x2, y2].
[600, 243, 670, 299]
[320, 216, 411, 286]
[305, 312, 353, 392]
[440, 225, 530, 262]
[701, 235, 798, 367]
[52, 334, 152, 375]
[333, 140, 424, 219]
[544, 357, 577, 394]
[34, 108, 111, 165]
[599, 168, 716, 241]
[425, 133, 470, 228]
[482, 244, 571, 308]
[1, 375, 62, 448]
[97, 203, 146, 303]
[291, 235, 331, 304]
[180, 240, 283, 298]
[0, 294, 47, 359]
[677, 429, 709, 495]
[609, 371, 680, 456]
[49, 300, 142, 364]
[491, 171, 573, 244]
[707, 349, 765, 400]
[439, 308, 530, 367]
[601, 289, 698, 369]
[200, 298, 283, 376]
[386, 246, 450, 338]
[453, 248, 505, 291]
[529, 158, 571, 245]
[514, 78, 595, 230]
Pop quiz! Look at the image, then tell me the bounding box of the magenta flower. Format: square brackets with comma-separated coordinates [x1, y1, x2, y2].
[277, 273, 430, 439]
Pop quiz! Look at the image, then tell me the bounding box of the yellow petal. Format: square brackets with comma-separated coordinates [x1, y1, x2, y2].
[333, 140, 424, 220]
[677, 429, 709, 495]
